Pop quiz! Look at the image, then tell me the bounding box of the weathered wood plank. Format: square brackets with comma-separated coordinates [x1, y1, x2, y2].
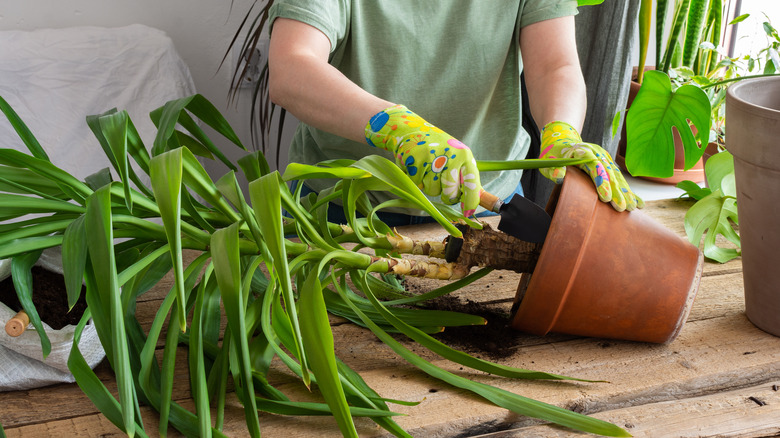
[488, 381, 780, 438]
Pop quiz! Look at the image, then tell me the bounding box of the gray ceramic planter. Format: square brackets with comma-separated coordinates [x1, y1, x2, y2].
[726, 77, 780, 337]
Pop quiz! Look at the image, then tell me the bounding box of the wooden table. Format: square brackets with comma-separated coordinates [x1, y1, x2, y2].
[2, 199, 779, 437]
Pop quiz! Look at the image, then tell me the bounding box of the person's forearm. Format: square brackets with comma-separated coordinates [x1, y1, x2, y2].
[524, 64, 586, 131]
[268, 18, 392, 143]
[519, 15, 587, 131]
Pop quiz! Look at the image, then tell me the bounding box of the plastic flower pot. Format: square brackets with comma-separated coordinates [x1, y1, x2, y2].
[726, 77, 780, 337]
[510, 167, 704, 344]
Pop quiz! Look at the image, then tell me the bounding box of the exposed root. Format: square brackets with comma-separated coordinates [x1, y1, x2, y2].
[386, 232, 447, 259]
[374, 256, 471, 280]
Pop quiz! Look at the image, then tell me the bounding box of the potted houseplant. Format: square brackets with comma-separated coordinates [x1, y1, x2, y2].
[675, 14, 780, 264]
[623, 2, 780, 183]
[0, 94, 636, 437]
[0, 247, 105, 391]
[621, 0, 724, 183]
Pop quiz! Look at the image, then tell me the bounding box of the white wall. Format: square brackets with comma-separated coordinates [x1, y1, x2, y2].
[0, 0, 289, 182]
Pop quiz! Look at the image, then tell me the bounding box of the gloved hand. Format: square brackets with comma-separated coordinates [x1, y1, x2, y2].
[539, 121, 643, 211]
[365, 105, 481, 217]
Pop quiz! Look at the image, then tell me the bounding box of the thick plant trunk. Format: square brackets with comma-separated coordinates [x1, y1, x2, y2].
[447, 224, 541, 273]
[389, 224, 542, 276]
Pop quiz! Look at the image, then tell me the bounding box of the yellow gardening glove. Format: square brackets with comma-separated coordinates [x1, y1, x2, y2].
[539, 121, 643, 211]
[365, 105, 482, 217]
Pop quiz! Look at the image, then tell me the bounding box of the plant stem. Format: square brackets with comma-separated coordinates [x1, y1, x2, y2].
[701, 73, 780, 89]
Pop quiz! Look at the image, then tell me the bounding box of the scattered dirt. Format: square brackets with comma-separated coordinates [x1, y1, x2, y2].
[0, 266, 87, 330]
[423, 294, 519, 360]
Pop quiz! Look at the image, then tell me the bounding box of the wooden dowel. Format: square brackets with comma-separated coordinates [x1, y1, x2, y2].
[5, 310, 30, 337]
[479, 190, 501, 213]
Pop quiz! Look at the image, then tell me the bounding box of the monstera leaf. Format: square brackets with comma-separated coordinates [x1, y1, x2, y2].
[625, 70, 711, 178]
[680, 151, 740, 263]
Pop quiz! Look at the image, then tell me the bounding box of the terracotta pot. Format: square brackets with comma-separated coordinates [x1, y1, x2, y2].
[617, 69, 705, 185]
[510, 167, 704, 344]
[726, 77, 780, 337]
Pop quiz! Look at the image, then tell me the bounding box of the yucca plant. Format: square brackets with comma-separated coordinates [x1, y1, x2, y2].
[0, 94, 628, 437]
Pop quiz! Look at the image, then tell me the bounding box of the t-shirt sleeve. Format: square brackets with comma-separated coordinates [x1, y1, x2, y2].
[269, 0, 349, 54]
[519, 0, 579, 28]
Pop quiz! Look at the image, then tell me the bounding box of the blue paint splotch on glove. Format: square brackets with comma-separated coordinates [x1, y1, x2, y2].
[365, 105, 481, 217]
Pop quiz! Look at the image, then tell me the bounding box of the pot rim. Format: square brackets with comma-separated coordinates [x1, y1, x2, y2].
[727, 76, 780, 117]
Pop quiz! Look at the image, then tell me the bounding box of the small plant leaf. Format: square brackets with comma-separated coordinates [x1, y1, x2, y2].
[729, 13, 749, 25]
[684, 190, 740, 263]
[676, 180, 712, 201]
[703, 150, 735, 195]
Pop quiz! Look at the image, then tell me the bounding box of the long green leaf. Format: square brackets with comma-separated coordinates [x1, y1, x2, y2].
[682, 0, 708, 68]
[333, 278, 630, 437]
[150, 95, 245, 169]
[299, 270, 358, 437]
[656, 0, 671, 69]
[0, 149, 91, 203]
[662, 0, 691, 73]
[353, 271, 592, 382]
[211, 223, 262, 438]
[62, 215, 88, 310]
[189, 265, 213, 438]
[98, 111, 134, 212]
[255, 398, 400, 417]
[149, 148, 186, 332]
[0, 235, 62, 259]
[11, 250, 50, 357]
[0, 95, 49, 160]
[180, 147, 240, 223]
[249, 172, 310, 386]
[67, 310, 150, 438]
[350, 155, 461, 236]
[85, 185, 136, 437]
[0, 193, 84, 215]
[0, 165, 66, 198]
[638, 0, 653, 82]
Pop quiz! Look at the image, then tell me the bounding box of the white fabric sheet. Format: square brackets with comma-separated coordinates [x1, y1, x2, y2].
[0, 24, 197, 181]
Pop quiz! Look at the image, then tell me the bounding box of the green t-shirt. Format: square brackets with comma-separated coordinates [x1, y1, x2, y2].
[269, 0, 578, 214]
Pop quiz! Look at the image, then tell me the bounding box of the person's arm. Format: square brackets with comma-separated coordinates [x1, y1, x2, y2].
[519, 15, 586, 131]
[268, 18, 392, 143]
[519, 16, 642, 211]
[268, 17, 483, 216]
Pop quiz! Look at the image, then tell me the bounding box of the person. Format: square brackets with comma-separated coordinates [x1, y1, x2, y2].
[267, 1, 643, 227]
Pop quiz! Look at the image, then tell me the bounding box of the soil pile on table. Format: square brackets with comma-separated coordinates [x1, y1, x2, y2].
[0, 267, 88, 329]
[426, 294, 518, 360]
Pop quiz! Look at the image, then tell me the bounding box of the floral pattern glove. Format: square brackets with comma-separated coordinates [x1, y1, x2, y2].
[365, 105, 481, 217]
[539, 121, 644, 211]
